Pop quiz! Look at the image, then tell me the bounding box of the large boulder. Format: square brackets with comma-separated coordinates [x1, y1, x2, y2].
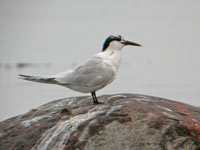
[0, 93, 200, 150]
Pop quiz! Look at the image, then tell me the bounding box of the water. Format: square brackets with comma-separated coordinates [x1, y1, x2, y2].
[0, 0, 200, 121]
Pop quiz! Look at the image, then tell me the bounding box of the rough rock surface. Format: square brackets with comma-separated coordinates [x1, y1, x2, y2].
[1, 93, 200, 150]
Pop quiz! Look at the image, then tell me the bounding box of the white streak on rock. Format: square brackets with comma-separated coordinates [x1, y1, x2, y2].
[38, 98, 72, 111]
[31, 106, 105, 150]
[136, 96, 152, 102]
[161, 111, 177, 120]
[21, 114, 52, 127]
[107, 95, 127, 100]
[107, 105, 122, 115]
[157, 106, 173, 112]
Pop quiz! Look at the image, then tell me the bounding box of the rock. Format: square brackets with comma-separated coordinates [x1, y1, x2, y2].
[0, 93, 200, 150]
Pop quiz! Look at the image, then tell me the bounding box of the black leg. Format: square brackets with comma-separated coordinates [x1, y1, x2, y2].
[91, 92, 97, 103]
[91, 92, 103, 104]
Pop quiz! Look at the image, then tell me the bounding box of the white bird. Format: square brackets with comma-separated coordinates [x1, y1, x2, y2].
[19, 35, 142, 104]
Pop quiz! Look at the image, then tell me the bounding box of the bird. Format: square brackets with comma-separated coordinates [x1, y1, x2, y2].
[19, 34, 142, 104]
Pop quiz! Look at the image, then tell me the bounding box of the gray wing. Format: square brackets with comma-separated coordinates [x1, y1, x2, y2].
[56, 57, 115, 89]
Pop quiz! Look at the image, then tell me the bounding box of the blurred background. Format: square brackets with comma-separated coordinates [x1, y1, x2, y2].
[0, 0, 200, 121]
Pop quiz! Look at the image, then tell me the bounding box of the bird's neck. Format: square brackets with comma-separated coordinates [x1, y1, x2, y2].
[98, 48, 121, 72]
[105, 48, 121, 57]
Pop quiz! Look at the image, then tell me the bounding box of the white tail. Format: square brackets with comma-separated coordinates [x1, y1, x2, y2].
[19, 74, 57, 84]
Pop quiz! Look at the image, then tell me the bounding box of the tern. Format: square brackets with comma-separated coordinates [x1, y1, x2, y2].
[19, 35, 142, 104]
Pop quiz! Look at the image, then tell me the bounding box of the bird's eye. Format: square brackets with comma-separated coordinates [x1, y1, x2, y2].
[119, 35, 124, 41]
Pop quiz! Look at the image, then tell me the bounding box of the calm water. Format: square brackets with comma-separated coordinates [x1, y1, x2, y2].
[0, 0, 200, 121]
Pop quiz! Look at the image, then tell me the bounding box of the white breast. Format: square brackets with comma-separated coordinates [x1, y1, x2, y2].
[95, 48, 121, 74]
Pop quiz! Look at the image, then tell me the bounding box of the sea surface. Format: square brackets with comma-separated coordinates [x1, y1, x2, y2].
[0, 0, 200, 121]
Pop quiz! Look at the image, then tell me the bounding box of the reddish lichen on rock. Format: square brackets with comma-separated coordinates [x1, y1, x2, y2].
[174, 102, 200, 140]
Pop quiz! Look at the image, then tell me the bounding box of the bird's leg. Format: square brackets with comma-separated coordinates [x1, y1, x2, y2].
[91, 91, 98, 103]
[91, 91, 103, 104]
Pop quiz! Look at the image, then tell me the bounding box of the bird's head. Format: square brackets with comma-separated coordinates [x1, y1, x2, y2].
[102, 34, 142, 51]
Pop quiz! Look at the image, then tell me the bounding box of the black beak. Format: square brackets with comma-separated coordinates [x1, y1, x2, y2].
[121, 40, 142, 47]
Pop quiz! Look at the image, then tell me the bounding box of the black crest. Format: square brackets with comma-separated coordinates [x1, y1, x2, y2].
[102, 35, 122, 51]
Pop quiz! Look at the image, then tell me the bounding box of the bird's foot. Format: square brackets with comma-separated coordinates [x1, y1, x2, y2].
[93, 100, 104, 105]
